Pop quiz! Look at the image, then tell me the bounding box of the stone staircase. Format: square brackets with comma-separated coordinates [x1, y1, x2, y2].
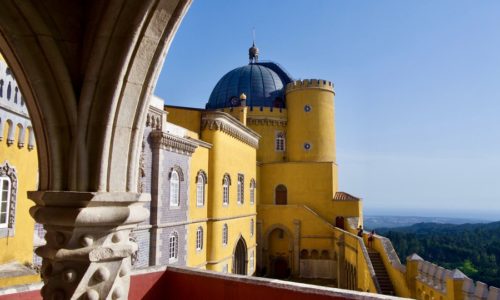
[367, 249, 395, 296]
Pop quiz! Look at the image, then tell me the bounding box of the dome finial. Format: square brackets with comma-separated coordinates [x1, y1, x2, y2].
[249, 28, 259, 63]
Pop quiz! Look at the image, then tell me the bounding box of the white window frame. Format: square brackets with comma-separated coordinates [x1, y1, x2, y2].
[237, 174, 244, 204]
[222, 224, 228, 246]
[169, 232, 178, 262]
[170, 170, 180, 207]
[222, 175, 229, 206]
[196, 226, 203, 251]
[275, 131, 285, 152]
[0, 177, 11, 229]
[249, 179, 256, 205]
[196, 174, 205, 207]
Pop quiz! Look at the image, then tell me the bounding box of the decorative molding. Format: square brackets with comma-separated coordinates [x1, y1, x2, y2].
[247, 117, 287, 127]
[201, 111, 260, 149]
[0, 161, 17, 233]
[150, 131, 197, 155]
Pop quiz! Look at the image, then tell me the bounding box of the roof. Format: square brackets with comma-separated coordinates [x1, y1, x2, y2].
[206, 62, 293, 109]
[333, 192, 361, 201]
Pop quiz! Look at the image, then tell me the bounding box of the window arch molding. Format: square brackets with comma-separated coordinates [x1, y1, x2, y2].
[221, 173, 231, 185]
[196, 170, 207, 184]
[196, 170, 207, 207]
[169, 165, 184, 181]
[0, 162, 17, 236]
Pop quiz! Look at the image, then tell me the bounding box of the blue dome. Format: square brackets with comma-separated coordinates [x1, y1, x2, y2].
[206, 62, 293, 109]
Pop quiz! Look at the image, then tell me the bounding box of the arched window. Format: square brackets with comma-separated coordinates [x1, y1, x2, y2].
[196, 171, 207, 207]
[250, 219, 254, 237]
[169, 232, 178, 262]
[0, 163, 16, 234]
[275, 184, 287, 205]
[0, 177, 12, 228]
[170, 170, 180, 206]
[222, 224, 228, 246]
[249, 179, 256, 205]
[196, 226, 203, 250]
[321, 250, 330, 259]
[237, 174, 244, 204]
[6, 120, 14, 146]
[275, 131, 285, 151]
[300, 249, 309, 259]
[17, 124, 24, 148]
[222, 174, 230, 206]
[27, 126, 35, 150]
[311, 249, 319, 259]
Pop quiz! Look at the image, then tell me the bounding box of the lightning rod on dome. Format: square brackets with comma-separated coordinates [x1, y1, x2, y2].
[249, 28, 259, 63]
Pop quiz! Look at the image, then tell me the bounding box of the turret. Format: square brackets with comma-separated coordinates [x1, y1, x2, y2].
[285, 79, 335, 162]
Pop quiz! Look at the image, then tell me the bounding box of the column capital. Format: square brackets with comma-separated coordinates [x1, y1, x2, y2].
[28, 191, 150, 300]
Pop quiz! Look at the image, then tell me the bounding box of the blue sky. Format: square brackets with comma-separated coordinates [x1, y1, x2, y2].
[155, 0, 500, 220]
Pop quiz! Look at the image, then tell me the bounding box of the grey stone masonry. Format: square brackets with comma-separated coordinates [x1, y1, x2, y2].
[134, 105, 197, 268]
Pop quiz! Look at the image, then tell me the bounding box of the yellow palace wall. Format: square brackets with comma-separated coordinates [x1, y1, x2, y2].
[201, 127, 257, 271]
[186, 142, 210, 269]
[0, 125, 40, 286]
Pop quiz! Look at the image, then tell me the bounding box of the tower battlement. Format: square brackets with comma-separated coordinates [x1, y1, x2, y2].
[285, 79, 334, 93]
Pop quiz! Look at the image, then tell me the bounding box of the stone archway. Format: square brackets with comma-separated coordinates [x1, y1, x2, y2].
[233, 237, 247, 275]
[0, 1, 192, 299]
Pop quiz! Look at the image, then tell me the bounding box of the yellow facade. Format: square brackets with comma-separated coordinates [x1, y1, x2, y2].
[0, 102, 40, 287]
[167, 107, 258, 275]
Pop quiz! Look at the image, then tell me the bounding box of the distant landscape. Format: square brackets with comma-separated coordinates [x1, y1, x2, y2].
[364, 215, 490, 229]
[371, 219, 500, 288]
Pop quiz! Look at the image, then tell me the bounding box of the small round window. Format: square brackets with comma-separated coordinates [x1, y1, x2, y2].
[304, 105, 312, 112]
[304, 143, 312, 150]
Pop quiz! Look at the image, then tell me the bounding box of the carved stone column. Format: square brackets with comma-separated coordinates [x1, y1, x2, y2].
[29, 191, 149, 300]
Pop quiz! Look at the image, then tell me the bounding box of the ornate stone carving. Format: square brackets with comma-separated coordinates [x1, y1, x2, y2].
[201, 112, 260, 148]
[247, 117, 287, 127]
[150, 131, 197, 155]
[138, 142, 146, 193]
[29, 191, 149, 300]
[0, 162, 17, 231]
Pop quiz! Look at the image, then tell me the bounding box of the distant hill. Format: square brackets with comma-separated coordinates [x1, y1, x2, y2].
[376, 221, 500, 288]
[364, 215, 489, 229]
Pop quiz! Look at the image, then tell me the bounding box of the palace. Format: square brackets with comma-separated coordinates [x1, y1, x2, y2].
[0, 3, 498, 297]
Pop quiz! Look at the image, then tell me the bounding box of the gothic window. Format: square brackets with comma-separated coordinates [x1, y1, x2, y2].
[0, 177, 11, 228]
[196, 226, 203, 250]
[0, 162, 16, 235]
[222, 224, 228, 246]
[222, 174, 230, 206]
[169, 232, 178, 262]
[196, 170, 207, 207]
[275, 184, 287, 205]
[250, 219, 254, 237]
[170, 170, 180, 207]
[249, 179, 256, 205]
[6, 82, 11, 100]
[275, 131, 285, 152]
[237, 174, 244, 204]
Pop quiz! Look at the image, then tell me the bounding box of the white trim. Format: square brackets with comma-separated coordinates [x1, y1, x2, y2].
[0, 177, 11, 228]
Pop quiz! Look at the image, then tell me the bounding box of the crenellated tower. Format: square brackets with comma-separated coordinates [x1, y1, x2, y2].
[285, 79, 336, 163]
